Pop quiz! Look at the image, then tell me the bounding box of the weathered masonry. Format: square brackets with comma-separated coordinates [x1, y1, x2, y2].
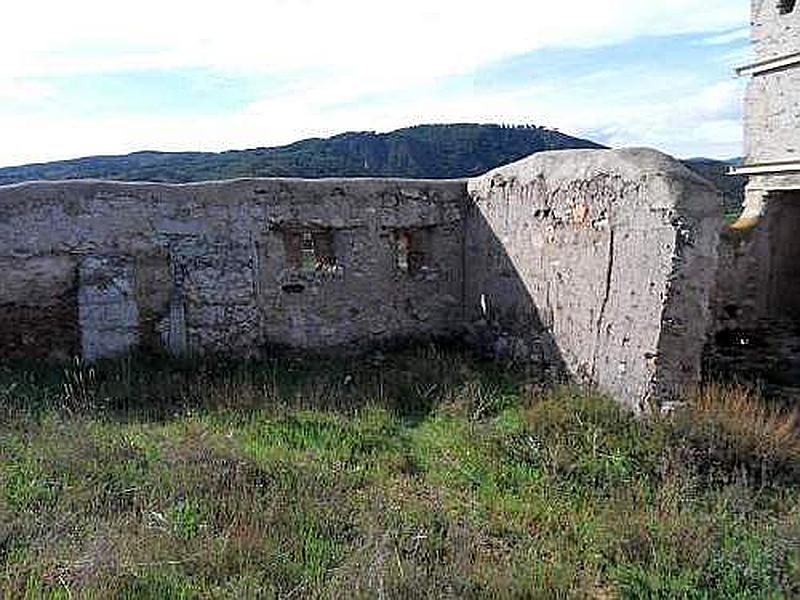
[0, 149, 722, 410]
[0, 179, 467, 362]
[731, 0, 800, 225]
[710, 0, 800, 385]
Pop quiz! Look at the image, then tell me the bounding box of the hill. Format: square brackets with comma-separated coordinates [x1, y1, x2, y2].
[0, 124, 605, 185]
[683, 157, 745, 216]
[0, 125, 745, 210]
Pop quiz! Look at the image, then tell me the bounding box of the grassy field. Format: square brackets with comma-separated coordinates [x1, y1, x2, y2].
[2, 346, 800, 598]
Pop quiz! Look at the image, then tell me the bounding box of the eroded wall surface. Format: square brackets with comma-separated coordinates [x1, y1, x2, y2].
[752, 0, 800, 61]
[465, 149, 723, 410]
[0, 178, 466, 361]
[0, 149, 726, 409]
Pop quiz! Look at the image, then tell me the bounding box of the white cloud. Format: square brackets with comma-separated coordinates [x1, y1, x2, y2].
[560, 80, 747, 158]
[1, 1, 747, 80]
[0, 79, 54, 102]
[0, 1, 749, 166]
[0, 74, 744, 167]
[701, 27, 751, 45]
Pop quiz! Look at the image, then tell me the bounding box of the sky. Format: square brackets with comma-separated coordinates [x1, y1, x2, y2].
[0, 0, 751, 167]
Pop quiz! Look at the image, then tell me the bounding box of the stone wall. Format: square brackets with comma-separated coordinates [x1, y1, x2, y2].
[0, 149, 726, 409]
[0, 178, 466, 361]
[465, 149, 723, 410]
[712, 193, 800, 331]
[744, 0, 800, 165]
[744, 67, 800, 164]
[752, 0, 800, 61]
[0, 255, 79, 360]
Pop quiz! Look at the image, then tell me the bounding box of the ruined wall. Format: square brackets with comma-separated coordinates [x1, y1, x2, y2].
[0, 255, 79, 360]
[707, 1, 800, 389]
[713, 192, 800, 329]
[0, 149, 727, 410]
[0, 179, 466, 361]
[465, 149, 723, 410]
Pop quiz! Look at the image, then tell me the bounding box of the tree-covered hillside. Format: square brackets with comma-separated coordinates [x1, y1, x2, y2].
[0, 123, 744, 208]
[682, 157, 746, 216]
[0, 124, 605, 185]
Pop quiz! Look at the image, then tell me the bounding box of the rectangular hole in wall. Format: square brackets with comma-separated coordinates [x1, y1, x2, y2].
[283, 228, 337, 274]
[0, 256, 80, 361]
[300, 230, 316, 272]
[767, 191, 800, 319]
[393, 228, 432, 276]
[395, 231, 411, 273]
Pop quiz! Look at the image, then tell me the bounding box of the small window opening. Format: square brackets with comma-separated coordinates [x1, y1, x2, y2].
[300, 230, 316, 272]
[284, 228, 336, 274]
[396, 231, 411, 272]
[779, 0, 796, 14]
[393, 229, 430, 275]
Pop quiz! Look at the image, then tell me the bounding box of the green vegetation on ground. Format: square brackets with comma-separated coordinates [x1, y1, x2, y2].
[1, 347, 798, 598]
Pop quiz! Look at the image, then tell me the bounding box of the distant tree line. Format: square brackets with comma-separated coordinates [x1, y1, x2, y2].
[0, 123, 743, 209]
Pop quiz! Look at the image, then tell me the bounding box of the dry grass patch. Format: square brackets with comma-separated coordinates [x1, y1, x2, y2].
[672, 384, 800, 485]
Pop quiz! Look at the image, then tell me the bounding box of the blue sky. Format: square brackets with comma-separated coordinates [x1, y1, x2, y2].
[0, 1, 750, 167]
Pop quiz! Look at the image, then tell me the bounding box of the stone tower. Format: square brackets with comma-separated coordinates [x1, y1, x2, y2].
[709, 0, 800, 383]
[731, 0, 800, 226]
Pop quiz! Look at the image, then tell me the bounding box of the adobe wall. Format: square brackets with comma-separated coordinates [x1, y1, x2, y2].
[0, 179, 466, 361]
[465, 149, 723, 410]
[0, 149, 726, 410]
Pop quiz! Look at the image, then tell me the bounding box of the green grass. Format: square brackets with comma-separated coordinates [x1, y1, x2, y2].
[1, 346, 799, 598]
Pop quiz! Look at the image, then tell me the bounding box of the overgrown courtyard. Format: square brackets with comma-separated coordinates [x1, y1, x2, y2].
[2, 346, 800, 598]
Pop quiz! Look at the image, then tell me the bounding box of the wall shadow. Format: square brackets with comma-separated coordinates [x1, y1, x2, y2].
[460, 199, 568, 383]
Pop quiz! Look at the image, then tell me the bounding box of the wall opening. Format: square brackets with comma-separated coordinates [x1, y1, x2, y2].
[283, 228, 337, 274]
[779, 0, 797, 14]
[393, 228, 431, 276]
[0, 256, 80, 361]
[707, 192, 800, 386]
[767, 192, 800, 319]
